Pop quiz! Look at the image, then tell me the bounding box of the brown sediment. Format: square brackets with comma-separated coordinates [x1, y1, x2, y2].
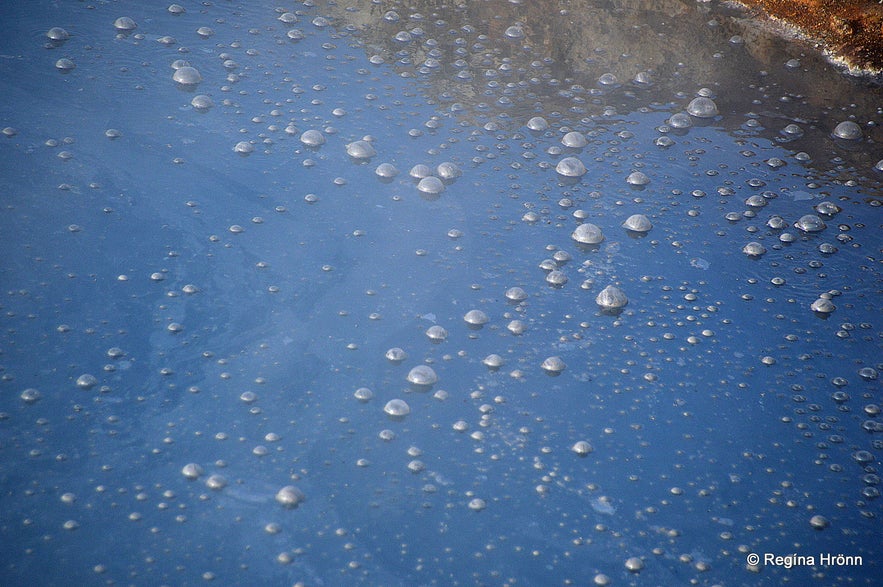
[732, 0, 883, 73]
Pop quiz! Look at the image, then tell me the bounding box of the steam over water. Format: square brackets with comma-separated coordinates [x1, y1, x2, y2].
[1, 1, 881, 585]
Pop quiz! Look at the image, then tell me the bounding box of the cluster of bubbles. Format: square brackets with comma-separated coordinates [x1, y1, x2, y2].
[2, 0, 880, 585]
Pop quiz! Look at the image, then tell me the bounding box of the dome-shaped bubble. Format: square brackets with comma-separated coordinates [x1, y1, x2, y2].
[561, 131, 587, 148]
[795, 214, 826, 232]
[181, 463, 204, 480]
[300, 129, 325, 147]
[483, 354, 504, 369]
[76, 374, 98, 390]
[505, 286, 528, 302]
[172, 66, 202, 85]
[463, 309, 489, 326]
[407, 365, 438, 387]
[425, 325, 447, 342]
[47, 27, 70, 41]
[571, 223, 604, 244]
[233, 141, 254, 155]
[353, 387, 373, 402]
[571, 440, 594, 456]
[113, 16, 137, 31]
[596, 285, 628, 310]
[346, 140, 376, 159]
[527, 116, 549, 131]
[375, 162, 398, 178]
[766, 216, 787, 229]
[417, 176, 445, 195]
[745, 195, 767, 208]
[810, 298, 835, 313]
[633, 71, 653, 85]
[504, 25, 524, 39]
[622, 214, 652, 233]
[20, 388, 41, 404]
[205, 474, 227, 490]
[55, 58, 76, 71]
[668, 112, 692, 128]
[598, 73, 618, 86]
[409, 164, 432, 179]
[275, 485, 305, 508]
[545, 270, 567, 286]
[742, 242, 766, 257]
[832, 120, 862, 140]
[555, 157, 587, 177]
[686, 96, 719, 118]
[815, 201, 841, 216]
[626, 171, 650, 186]
[437, 162, 462, 180]
[541, 356, 566, 374]
[379, 348, 407, 368]
[384, 398, 411, 418]
[191, 94, 214, 111]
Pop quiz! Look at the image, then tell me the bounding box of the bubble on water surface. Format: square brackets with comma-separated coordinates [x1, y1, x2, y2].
[571, 441, 594, 456]
[20, 388, 41, 404]
[436, 161, 461, 180]
[527, 117, 548, 131]
[571, 223, 604, 244]
[686, 97, 718, 118]
[505, 287, 528, 302]
[810, 298, 835, 314]
[425, 325, 447, 342]
[181, 463, 203, 480]
[555, 157, 586, 177]
[275, 485, 305, 508]
[468, 498, 487, 511]
[383, 399, 410, 419]
[233, 141, 254, 155]
[55, 58, 75, 72]
[622, 214, 652, 233]
[596, 285, 628, 310]
[76, 374, 98, 390]
[375, 162, 399, 178]
[667, 113, 692, 129]
[540, 356, 566, 375]
[191, 95, 213, 111]
[742, 242, 766, 257]
[795, 214, 826, 232]
[482, 354, 505, 370]
[46, 27, 70, 42]
[385, 347, 407, 364]
[814, 201, 841, 216]
[172, 66, 202, 86]
[300, 129, 325, 147]
[463, 309, 489, 327]
[561, 131, 587, 148]
[205, 474, 227, 491]
[832, 121, 862, 140]
[626, 171, 650, 186]
[407, 365, 438, 387]
[346, 140, 376, 159]
[113, 17, 137, 31]
[417, 176, 445, 196]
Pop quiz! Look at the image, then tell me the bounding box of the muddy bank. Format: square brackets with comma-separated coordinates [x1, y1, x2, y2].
[732, 0, 883, 73]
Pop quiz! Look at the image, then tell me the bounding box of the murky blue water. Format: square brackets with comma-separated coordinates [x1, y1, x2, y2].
[1, 1, 881, 585]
